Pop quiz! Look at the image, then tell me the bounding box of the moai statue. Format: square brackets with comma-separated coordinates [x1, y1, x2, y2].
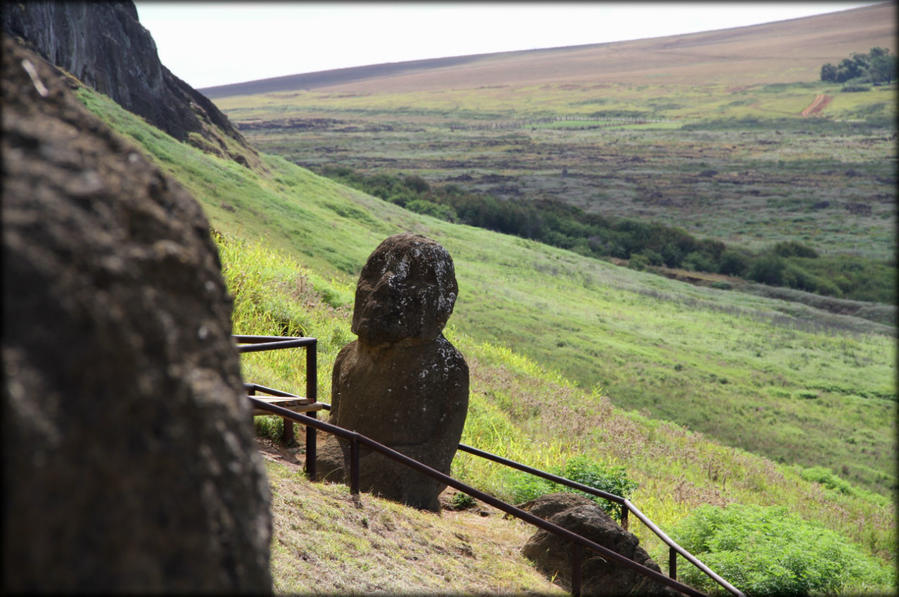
[317, 233, 469, 511]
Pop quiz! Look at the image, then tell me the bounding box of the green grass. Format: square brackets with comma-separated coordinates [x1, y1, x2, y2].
[77, 84, 895, 593]
[218, 231, 894, 588]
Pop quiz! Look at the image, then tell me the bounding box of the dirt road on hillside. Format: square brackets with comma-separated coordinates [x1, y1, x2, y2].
[801, 94, 832, 116]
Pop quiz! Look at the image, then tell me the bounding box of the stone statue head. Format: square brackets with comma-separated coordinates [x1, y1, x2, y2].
[351, 233, 458, 346]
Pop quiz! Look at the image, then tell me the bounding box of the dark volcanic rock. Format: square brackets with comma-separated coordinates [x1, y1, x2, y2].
[521, 493, 674, 596]
[320, 234, 469, 511]
[2, 36, 271, 592]
[1, 0, 258, 167]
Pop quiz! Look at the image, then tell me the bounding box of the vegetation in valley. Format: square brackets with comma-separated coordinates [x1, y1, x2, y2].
[217, 79, 896, 259]
[315, 165, 896, 304]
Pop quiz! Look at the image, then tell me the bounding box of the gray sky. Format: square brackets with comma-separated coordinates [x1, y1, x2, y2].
[134, 2, 874, 89]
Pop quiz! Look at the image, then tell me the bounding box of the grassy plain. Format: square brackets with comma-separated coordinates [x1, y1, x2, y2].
[217, 80, 896, 263]
[76, 80, 897, 593]
[210, 3, 896, 272]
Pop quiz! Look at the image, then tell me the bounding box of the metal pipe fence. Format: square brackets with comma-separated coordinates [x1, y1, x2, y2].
[456, 443, 743, 596]
[235, 334, 319, 476]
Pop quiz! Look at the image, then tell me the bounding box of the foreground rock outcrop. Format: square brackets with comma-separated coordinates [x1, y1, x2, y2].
[2, 36, 271, 592]
[521, 493, 674, 596]
[318, 234, 469, 511]
[1, 0, 259, 168]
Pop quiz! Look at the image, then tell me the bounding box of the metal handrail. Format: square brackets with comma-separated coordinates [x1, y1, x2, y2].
[251, 398, 706, 597]
[234, 334, 317, 353]
[235, 335, 319, 474]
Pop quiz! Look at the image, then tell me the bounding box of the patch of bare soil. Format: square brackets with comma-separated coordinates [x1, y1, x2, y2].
[255, 436, 306, 469]
[801, 94, 833, 117]
[254, 436, 494, 515]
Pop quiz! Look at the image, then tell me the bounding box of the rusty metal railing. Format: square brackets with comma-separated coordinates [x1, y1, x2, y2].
[234, 334, 321, 477]
[455, 443, 744, 597]
[251, 398, 707, 597]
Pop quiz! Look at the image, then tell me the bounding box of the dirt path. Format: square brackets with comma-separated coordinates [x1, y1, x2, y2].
[801, 94, 832, 117]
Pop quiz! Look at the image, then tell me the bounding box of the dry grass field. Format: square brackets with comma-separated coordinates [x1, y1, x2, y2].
[203, 3, 895, 97]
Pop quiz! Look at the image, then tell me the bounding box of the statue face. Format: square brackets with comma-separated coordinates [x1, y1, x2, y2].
[351, 234, 457, 345]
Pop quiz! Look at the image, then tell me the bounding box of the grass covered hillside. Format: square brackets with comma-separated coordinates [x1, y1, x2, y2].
[77, 82, 895, 594]
[81, 85, 895, 497]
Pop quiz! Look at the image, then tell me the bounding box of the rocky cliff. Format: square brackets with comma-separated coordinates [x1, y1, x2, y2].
[2, 0, 260, 168]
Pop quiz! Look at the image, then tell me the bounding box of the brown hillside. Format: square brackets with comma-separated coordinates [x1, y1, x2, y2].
[203, 2, 895, 97]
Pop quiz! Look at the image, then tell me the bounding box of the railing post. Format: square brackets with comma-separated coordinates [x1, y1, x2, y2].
[282, 416, 295, 445]
[349, 435, 360, 495]
[669, 546, 678, 580]
[306, 339, 317, 403]
[304, 339, 318, 480]
[620, 505, 629, 531]
[571, 542, 583, 597]
[304, 411, 317, 481]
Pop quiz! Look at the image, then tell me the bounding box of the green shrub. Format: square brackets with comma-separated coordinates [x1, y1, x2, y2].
[718, 250, 749, 276]
[773, 241, 818, 259]
[558, 456, 638, 518]
[672, 504, 893, 596]
[405, 199, 458, 222]
[682, 251, 717, 273]
[747, 255, 786, 285]
[451, 492, 476, 510]
[506, 456, 637, 519]
[254, 415, 285, 442]
[628, 253, 650, 271]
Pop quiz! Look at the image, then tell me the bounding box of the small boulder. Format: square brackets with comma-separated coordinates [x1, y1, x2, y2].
[521, 493, 674, 596]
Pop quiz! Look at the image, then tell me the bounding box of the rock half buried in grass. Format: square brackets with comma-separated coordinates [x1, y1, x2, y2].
[521, 493, 675, 596]
[318, 233, 469, 511]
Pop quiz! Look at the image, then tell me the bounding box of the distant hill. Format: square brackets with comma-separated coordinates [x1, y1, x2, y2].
[201, 2, 896, 98]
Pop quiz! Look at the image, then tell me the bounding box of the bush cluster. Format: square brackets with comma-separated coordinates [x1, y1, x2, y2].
[504, 456, 637, 520]
[820, 47, 896, 86]
[671, 504, 892, 596]
[318, 167, 895, 303]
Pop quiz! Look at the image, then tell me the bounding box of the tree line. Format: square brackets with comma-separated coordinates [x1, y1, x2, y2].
[820, 47, 896, 85]
[318, 166, 894, 303]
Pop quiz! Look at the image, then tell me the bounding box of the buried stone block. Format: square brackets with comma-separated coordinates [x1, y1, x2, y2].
[521, 493, 676, 596]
